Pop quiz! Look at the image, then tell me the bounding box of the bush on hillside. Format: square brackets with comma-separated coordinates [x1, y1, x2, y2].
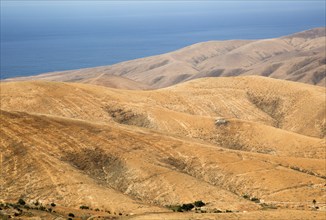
[181, 203, 194, 211]
[194, 200, 206, 207]
[79, 205, 89, 210]
[17, 199, 25, 206]
[250, 197, 260, 203]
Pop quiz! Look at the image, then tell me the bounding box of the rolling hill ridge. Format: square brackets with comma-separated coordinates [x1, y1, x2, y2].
[1, 76, 325, 219]
[4, 27, 325, 89]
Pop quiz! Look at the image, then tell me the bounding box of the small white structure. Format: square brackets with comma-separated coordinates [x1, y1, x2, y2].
[215, 117, 228, 126]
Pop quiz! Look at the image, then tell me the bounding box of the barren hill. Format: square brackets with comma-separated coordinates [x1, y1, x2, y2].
[1, 76, 325, 138]
[5, 27, 326, 88]
[1, 109, 325, 216]
[1, 76, 326, 219]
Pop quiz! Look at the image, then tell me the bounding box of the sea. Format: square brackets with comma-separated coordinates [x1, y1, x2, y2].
[1, 1, 325, 79]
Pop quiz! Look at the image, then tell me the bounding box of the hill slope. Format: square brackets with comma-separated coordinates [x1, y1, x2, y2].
[4, 27, 326, 88]
[1, 76, 325, 139]
[1, 109, 325, 214]
[1, 75, 325, 218]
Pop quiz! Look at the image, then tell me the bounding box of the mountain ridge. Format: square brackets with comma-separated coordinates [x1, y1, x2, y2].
[3, 27, 326, 89]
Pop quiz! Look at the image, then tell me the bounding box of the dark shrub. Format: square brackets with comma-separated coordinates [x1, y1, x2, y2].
[313, 199, 317, 205]
[181, 203, 194, 211]
[17, 199, 25, 206]
[79, 205, 89, 210]
[250, 197, 260, 203]
[50, 203, 56, 207]
[242, 194, 250, 199]
[194, 201, 205, 207]
[68, 213, 75, 217]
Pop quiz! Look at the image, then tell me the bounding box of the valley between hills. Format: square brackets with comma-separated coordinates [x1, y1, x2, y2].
[0, 28, 325, 219]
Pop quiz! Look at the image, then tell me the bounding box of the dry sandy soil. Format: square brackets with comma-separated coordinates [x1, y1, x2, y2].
[4, 27, 325, 89]
[1, 75, 325, 219]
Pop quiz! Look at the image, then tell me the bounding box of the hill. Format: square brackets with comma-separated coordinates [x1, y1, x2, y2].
[1, 108, 325, 216]
[1, 76, 325, 219]
[4, 27, 326, 88]
[1, 76, 325, 138]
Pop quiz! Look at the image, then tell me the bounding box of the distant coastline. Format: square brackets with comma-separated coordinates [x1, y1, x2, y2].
[1, 1, 325, 79]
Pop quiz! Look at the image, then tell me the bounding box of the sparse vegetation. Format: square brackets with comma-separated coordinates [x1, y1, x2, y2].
[175, 206, 183, 212]
[168, 201, 205, 212]
[213, 209, 223, 213]
[79, 205, 89, 210]
[17, 199, 25, 206]
[313, 199, 317, 206]
[194, 200, 206, 207]
[242, 194, 261, 204]
[39, 206, 46, 211]
[250, 197, 260, 203]
[105, 106, 151, 128]
[242, 194, 250, 199]
[181, 203, 194, 211]
[167, 201, 201, 212]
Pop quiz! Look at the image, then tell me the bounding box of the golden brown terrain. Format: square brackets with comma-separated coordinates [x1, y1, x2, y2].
[0, 74, 325, 219]
[4, 27, 326, 89]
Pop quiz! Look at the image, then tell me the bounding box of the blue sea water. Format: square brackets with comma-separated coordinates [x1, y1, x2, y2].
[1, 1, 325, 79]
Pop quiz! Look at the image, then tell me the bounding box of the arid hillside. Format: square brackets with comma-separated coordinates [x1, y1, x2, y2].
[1, 76, 325, 139]
[1, 75, 325, 219]
[4, 27, 326, 89]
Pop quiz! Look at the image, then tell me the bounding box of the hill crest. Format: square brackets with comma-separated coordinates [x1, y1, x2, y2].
[3, 27, 325, 89]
